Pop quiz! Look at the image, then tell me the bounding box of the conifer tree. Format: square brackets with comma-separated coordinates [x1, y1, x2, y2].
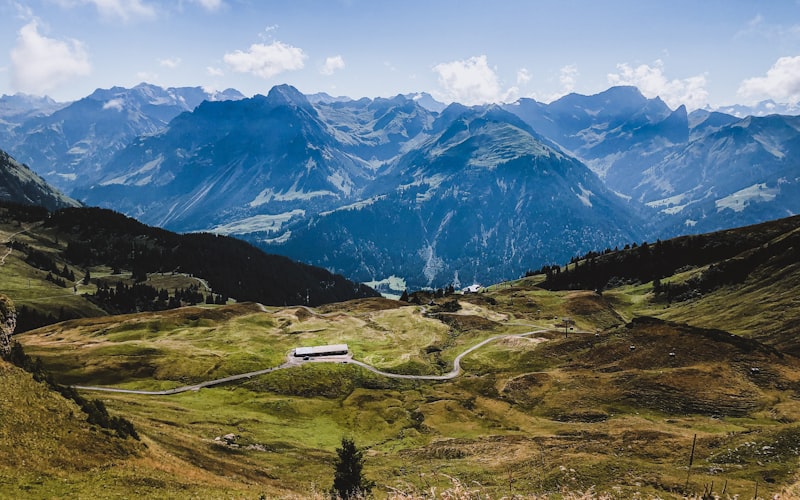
[331, 437, 373, 499]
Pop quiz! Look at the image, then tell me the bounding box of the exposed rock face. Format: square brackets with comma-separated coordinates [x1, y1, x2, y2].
[0, 294, 16, 355]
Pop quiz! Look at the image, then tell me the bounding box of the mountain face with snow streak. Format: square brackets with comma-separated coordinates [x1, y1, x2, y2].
[2, 83, 243, 192]
[259, 105, 643, 288]
[68, 86, 640, 288]
[75, 85, 377, 231]
[3, 82, 799, 289]
[506, 86, 800, 237]
[637, 114, 800, 235]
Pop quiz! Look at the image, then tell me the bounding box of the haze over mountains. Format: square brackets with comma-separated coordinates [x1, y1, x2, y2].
[1, 82, 798, 289]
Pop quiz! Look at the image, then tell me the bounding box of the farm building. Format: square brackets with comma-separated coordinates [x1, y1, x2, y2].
[293, 344, 349, 357]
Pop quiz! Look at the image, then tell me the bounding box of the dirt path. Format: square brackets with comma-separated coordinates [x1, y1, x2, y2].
[72, 328, 552, 394]
[0, 223, 40, 266]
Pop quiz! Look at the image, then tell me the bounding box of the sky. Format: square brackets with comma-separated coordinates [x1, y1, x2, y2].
[1, 0, 800, 110]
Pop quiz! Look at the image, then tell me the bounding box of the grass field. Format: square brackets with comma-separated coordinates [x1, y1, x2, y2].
[6, 215, 800, 498]
[11, 272, 800, 499]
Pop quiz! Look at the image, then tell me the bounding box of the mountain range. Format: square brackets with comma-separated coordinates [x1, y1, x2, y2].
[0, 83, 243, 192]
[1, 83, 798, 290]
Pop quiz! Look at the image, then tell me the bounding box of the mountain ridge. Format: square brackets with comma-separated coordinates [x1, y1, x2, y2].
[2, 82, 799, 289]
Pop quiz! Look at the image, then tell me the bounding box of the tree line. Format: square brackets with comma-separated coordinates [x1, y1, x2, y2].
[535, 219, 800, 303]
[48, 207, 377, 306]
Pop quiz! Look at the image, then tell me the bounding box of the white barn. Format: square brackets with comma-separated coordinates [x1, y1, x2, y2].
[294, 344, 349, 357]
[462, 284, 481, 294]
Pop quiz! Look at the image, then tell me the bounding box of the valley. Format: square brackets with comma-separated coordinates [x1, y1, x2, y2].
[1, 82, 800, 498]
[3, 213, 800, 498]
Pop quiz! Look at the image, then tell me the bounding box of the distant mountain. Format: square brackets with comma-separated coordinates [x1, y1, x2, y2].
[0, 93, 65, 121]
[638, 114, 800, 235]
[0, 94, 66, 151]
[73, 86, 641, 288]
[9, 82, 799, 289]
[4, 83, 243, 191]
[714, 100, 800, 118]
[0, 149, 80, 211]
[404, 92, 447, 113]
[76, 84, 375, 231]
[262, 104, 643, 288]
[314, 92, 437, 167]
[306, 92, 353, 104]
[506, 86, 681, 188]
[506, 86, 800, 238]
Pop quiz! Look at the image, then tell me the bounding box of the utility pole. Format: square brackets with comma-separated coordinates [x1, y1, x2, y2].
[561, 317, 574, 338]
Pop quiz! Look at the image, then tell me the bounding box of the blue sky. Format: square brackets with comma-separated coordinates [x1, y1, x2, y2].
[1, 0, 800, 110]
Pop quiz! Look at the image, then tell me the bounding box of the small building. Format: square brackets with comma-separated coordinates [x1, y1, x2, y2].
[294, 344, 349, 357]
[462, 284, 481, 294]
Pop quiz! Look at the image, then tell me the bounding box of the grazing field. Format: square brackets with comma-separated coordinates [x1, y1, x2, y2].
[12, 276, 800, 499]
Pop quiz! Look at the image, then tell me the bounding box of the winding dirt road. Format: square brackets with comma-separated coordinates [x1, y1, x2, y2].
[72, 328, 550, 395]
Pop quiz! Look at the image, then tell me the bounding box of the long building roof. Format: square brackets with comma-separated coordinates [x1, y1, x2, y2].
[294, 344, 349, 356]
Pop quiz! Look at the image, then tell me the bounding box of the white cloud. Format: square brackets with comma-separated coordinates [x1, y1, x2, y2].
[102, 98, 124, 111]
[53, 0, 157, 22]
[516, 68, 531, 85]
[136, 71, 158, 82]
[10, 20, 91, 95]
[737, 56, 800, 104]
[206, 66, 225, 77]
[433, 55, 518, 105]
[192, 0, 224, 11]
[607, 60, 709, 110]
[159, 57, 181, 69]
[321, 55, 345, 76]
[559, 64, 578, 93]
[527, 65, 580, 103]
[223, 41, 307, 79]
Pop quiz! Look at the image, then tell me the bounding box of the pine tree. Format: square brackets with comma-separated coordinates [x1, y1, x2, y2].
[331, 437, 373, 499]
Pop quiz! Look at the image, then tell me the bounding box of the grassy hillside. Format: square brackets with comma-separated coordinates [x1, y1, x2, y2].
[8, 214, 800, 498]
[0, 202, 377, 332]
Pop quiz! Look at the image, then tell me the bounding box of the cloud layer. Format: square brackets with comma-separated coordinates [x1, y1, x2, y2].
[738, 56, 800, 104]
[321, 55, 345, 76]
[433, 55, 516, 105]
[607, 60, 708, 109]
[223, 41, 307, 79]
[10, 20, 91, 95]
